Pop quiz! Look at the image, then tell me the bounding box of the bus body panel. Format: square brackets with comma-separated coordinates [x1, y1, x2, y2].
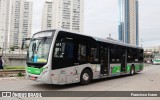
[50, 64, 102, 85]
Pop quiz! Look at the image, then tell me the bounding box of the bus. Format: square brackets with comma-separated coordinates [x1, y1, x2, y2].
[26, 29, 144, 85]
[153, 54, 160, 65]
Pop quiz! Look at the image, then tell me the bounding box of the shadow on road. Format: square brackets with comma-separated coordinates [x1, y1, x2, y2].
[31, 73, 140, 91]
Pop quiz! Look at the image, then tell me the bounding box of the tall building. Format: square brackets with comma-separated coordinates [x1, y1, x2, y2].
[9, 0, 32, 48]
[0, 0, 11, 49]
[41, 0, 84, 33]
[118, 0, 139, 46]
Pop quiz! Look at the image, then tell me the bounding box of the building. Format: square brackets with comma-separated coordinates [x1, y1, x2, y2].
[118, 0, 139, 46]
[144, 46, 160, 53]
[144, 46, 160, 59]
[0, 0, 11, 49]
[9, 0, 32, 48]
[41, 0, 84, 33]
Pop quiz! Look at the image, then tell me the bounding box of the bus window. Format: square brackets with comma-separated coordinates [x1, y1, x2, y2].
[91, 48, 98, 62]
[138, 49, 144, 62]
[127, 48, 134, 63]
[54, 42, 63, 58]
[133, 49, 139, 62]
[78, 44, 86, 62]
[54, 39, 74, 58]
[110, 45, 120, 63]
[128, 48, 141, 63]
[89, 47, 98, 63]
[64, 43, 73, 58]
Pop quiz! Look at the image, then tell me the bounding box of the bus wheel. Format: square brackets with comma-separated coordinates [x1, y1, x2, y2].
[130, 66, 135, 76]
[80, 69, 92, 85]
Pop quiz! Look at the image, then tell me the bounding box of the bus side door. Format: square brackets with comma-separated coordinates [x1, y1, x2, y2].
[100, 45, 109, 75]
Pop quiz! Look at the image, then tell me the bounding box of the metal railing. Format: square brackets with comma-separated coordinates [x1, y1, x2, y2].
[0, 70, 25, 77]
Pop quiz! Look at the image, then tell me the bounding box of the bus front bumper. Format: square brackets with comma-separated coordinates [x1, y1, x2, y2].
[26, 73, 52, 84]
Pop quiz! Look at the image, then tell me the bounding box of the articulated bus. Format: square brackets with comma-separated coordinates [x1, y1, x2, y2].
[26, 29, 144, 85]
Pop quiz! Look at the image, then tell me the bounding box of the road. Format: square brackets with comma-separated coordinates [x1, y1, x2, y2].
[0, 65, 160, 100]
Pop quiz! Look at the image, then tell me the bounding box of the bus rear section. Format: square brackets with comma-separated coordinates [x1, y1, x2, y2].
[26, 29, 144, 85]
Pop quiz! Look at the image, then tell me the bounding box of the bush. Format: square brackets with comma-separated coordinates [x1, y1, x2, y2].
[4, 66, 25, 70]
[17, 73, 24, 77]
[10, 47, 15, 51]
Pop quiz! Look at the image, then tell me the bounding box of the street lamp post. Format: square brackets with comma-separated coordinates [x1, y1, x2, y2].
[0, 36, 4, 56]
[2, 42, 4, 56]
[140, 39, 143, 47]
[19, 43, 21, 54]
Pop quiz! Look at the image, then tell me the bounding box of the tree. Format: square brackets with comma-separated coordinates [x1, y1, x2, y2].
[25, 45, 29, 49]
[10, 47, 15, 51]
[14, 46, 19, 49]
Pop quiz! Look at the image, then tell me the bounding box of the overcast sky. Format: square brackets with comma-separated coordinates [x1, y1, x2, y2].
[32, 0, 160, 47]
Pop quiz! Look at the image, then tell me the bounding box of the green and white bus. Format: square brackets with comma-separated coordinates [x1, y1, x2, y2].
[153, 54, 160, 65]
[26, 29, 144, 85]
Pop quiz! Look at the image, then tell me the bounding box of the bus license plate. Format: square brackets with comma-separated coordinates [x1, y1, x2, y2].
[30, 76, 36, 80]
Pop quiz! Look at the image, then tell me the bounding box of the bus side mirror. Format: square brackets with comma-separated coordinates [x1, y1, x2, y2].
[21, 38, 31, 50]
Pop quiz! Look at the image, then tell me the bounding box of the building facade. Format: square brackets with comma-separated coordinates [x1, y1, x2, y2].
[118, 0, 139, 46]
[0, 0, 11, 49]
[9, 0, 32, 48]
[144, 46, 160, 53]
[41, 0, 84, 33]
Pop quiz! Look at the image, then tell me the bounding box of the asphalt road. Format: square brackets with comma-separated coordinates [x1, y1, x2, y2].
[0, 65, 160, 100]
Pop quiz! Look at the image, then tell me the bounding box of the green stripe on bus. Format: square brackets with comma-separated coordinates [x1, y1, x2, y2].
[26, 67, 44, 75]
[127, 65, 131, 73]
[153, 60, 160, 62]
[135, 64, 144, 71]
[135, 65, 140, 71]
[112, 66, 121, 74]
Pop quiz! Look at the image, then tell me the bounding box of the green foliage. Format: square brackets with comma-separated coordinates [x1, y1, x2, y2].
[10, 47, 15, 51]
[25, 45, 29, 49]
[14, 46, 19, 49]
[17, 73, 24, 77]
[4, 66, 25, 70]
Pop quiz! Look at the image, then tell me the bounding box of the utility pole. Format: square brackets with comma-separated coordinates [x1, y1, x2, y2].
[0, 36, 4, 56]
[2, 42, 4, 56]
[140, 39, 143, 47]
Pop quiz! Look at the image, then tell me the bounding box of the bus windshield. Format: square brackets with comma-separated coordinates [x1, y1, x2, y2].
[27, 31, 54, 64]
[154, 54, 160, 60]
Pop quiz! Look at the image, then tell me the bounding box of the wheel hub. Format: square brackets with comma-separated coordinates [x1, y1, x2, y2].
[83, 73, 89, 81]
[131, 68, 134, 74]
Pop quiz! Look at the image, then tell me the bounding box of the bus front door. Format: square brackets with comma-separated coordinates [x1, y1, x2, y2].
[100, 46, 108, 75]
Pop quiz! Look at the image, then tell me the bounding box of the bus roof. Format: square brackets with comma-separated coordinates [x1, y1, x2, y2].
[92, 36, 143, 49]
[37, 29, 143, 49]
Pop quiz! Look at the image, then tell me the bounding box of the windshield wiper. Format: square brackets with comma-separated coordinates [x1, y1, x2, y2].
[36, 37, 47, 52]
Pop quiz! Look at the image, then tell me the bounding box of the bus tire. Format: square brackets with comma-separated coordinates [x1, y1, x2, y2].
[130, 65, 135, 76]
[80, 69, 92, 85]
